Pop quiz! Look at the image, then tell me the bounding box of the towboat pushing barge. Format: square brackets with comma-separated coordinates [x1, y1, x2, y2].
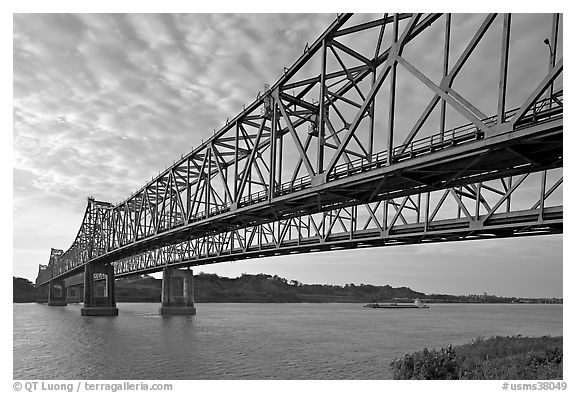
[363, 299, 430, 309]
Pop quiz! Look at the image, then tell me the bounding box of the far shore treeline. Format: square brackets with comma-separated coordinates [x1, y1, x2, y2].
[13, 274, 562, 304]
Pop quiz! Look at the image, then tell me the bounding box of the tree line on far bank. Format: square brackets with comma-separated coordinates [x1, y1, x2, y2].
[13, 274, 562, 304]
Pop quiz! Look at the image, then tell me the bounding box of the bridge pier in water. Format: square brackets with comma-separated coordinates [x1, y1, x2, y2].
[160, 267, 196, 315]
[81, 263, 118, 316]
[66, 285, 82, 303]
[36, 283, 48, 303]
[47, 279, 67, 306]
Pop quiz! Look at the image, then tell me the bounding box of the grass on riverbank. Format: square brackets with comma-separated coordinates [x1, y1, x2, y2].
[390, 335, 562, 380]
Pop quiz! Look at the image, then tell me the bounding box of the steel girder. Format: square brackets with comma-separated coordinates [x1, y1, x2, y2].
[36, 13, 563, 285]
[88, 168, 562, 281]
[51, 166, 563, 285]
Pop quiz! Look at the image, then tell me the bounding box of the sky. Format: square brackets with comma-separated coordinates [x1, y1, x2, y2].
[12, 13, 564, 298]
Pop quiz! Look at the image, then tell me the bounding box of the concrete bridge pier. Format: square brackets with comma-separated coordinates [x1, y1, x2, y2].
[160, 267, 196, 315]
[66, 285, 82, 303]
[47, 279, 67, 306]
[36, 284, 48, 303]
[81, 263, 118, 316]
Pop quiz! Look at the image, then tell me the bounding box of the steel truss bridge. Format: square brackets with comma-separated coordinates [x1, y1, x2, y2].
[35, 13, 563, 295]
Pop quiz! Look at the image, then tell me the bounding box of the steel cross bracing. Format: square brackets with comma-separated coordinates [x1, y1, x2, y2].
[36, 13, 563, 286]
[51, 167, 562, 286]
[112, 168, 562, 277]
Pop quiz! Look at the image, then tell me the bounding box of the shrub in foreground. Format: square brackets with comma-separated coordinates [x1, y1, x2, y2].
[391, 336, 562, 380]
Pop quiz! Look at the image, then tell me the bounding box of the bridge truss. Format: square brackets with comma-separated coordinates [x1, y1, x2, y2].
[36, 13, 563, 286]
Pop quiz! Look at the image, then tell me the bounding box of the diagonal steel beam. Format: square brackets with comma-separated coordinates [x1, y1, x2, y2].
[396, 55, 490, 134]
[510, 58, 563, 126]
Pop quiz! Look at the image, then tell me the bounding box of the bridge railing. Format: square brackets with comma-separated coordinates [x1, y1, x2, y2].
[518, 90, 564, 126]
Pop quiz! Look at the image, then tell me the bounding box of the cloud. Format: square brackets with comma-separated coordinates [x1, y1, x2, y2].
[13, 13, 340, 278]
[13, 14, 562, 297]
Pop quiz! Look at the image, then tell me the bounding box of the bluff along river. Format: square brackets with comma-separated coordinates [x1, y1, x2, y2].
[13, 302, 562, 379]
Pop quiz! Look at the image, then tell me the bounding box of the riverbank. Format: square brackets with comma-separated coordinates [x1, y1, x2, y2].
[390, 335, 563, 380]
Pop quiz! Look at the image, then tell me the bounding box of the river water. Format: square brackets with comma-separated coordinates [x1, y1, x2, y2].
[13, 302, 562, 380]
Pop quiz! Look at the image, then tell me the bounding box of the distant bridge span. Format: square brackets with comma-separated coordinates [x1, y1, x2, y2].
[34, 13, 563, 315]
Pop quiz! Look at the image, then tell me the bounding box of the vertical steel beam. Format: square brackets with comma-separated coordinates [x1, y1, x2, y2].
[416, 193, 421, 223]
[440, 13, 451, 137]
[268, 101, 277, 201]
[383, 199, 389, 232]
[317, 39, 327, 174]
[153, 182, 159, 233]
[168, 173, 173, 229]
[370, 16, 388, 162]
[548, 14, 559, 106]
[387, 13, 399, 165]
[497, 14, 511, 124]
[351, 205, 357, 240]
[506, 176, 512, 212]
[87, 201, 94, 259]
[258, 224, 263, 250]
[277, 116, 283, 186]
[368, 17, 387, 161]
[475, 183, 482, 220]
[368, 67, 376, 161]
[424, 192, 430, 232]
[539, 170, 547, 222]
[205, 148, 212, 217]
[233, 121, 239, 202]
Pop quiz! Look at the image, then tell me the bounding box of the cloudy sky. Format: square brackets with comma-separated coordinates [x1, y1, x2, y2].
[13, 13, 563, 297]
